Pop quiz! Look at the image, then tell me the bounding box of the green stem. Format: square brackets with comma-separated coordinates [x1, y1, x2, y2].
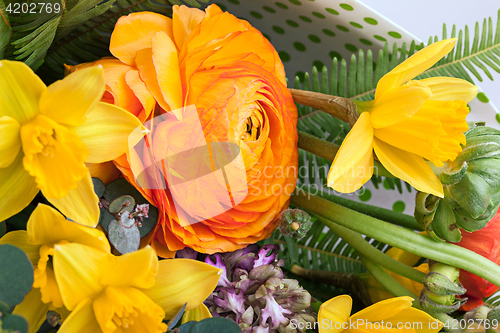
[314, 214, 426, 283]
[301, 184, 422, 230]
[292, 189, 500, 288]
[360, 255, 418, 300]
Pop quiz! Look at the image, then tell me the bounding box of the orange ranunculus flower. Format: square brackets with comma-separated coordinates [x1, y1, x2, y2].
[78, 5, 298, 257]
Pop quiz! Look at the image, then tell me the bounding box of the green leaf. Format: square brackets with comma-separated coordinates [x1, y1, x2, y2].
[2, 313, 29, 333]
[166, 303, 187, 329]
[186, 317, 241, 333]
[0, 244, 34, 307]
[108, 195, 135, 215]
[283, 235, 299, 267]
[91, 177, 105, 198]
[108, 220, 140, 254]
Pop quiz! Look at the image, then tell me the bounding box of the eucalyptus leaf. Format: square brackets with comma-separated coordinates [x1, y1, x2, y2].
[186, 317, 241, 333]
[91, 177, 105, 198]
[2, 313, 29, 333]
[0, 244, 34, 307]
[108, 195, 135, 215]
[108, 220, 140, 254]
[99, 208, 115, 233]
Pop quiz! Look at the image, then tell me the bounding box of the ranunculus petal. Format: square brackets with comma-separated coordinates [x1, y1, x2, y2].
[125, 69, 156, 121]
[151, 31, 183, 111]
[57, 298, 101, 333]
[318, 295, 352, 333]
[367, 80, 431, 128]
[420, 77, 478, 103]
[181, 303, 212, 324]
[172, 5, 205, 50]
[0, 60, 45, 123]
[373, 138, 443, 197]
[141, 258, 222, 318]
[12, 288, 50, 333]
[86, 161, 121, 185]
[46, 173, 100, 227]
[39, 67, 105, 127]
[376, 39, 456, 96]
[0, 153, 39, 222]
[27, 204, 110, 252]
[327, 112, 374, 193]
[70, 102, 143, 164]
[101, 246, 157, 289]
[53, 243, 107, 310]
[110, 12, 173, 66]
[0, 230, 40, 265]
[0, 116, 21, 168]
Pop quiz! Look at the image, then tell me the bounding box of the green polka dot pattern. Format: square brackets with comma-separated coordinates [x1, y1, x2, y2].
[388, 31, 402, 39]
[308, 34, 321, 43]
[294, 42, 306, 51]
[339, 3, 353, 11]
[374, 35, 387, 42]
[359, 38, 372, 45]
[289, 0, 301, 5]
[299, 15, 312, 22]
[496, 114, 500, 124]
[279, 51, 291, 62]
[477, 92, 489, 103]
[262, 6, 275, 13]
[325, 8, 339, 15]
[364, 17, 378, 25]
[350, 22, 362, 29]
[322, 29, 335, 36]
[359, 189, 372, 202]
[312, 12, 325, 19]
[336, 25, 349, 32]
[392, 201, 406, 212]
[286, 19, 299, 27]
[272, 26, 285, 34]
[275, 2, 288, 9]
[250, 11, 262, 19]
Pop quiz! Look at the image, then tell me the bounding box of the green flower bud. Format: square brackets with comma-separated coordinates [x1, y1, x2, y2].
[415, 122, 500, 242]
[422, 272, 466, 296]
[465, 305, 490, 321]
[279, 209, 312, 240]
[419, 291, 466, 313]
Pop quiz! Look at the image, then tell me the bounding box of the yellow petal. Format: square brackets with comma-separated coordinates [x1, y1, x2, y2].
[141, 259, 222, 318]
[384, 307, 443, 333]
[21, 115, 89, 199]
[57, 298, 101, 333]
[0, 230, 40, 265]
[350, 296, 413, 322]
[110, 12, 173, 66]
[0, 60, 45, 124]
[27, 204, 110, 253]
[0, 152, 39, 222]
[101, 246, 157, 289]
[172, 5, 205, 50]
[45, 173, 100, 227]
[420, 77, 478, 103]
[368, 81, 432, 128]
[182, 303, 212, 324]
[0, 116, 21, 168]
[151, 31, 183, 111]
[70, 102, 143, 164]
[39, 67, 105, 127]
[376, 39, 456, 95]
[34, 247, 64, 308]
[373, 138, 443, 197]
[86, 161, 121, 185]
[12, 288, 50, 333]
[93, 286, 167, 333]
[53, 243, 108, 310]
[318, 295, 352, 333]
[327, 112, 374, 193]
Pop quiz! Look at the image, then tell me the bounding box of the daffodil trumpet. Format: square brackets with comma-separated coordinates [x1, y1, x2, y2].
[0, 60, 143, 227]
[291, 189, 500, 289]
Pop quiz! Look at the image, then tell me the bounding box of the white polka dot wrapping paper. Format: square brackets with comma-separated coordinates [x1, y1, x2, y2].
[212, 0, 500, 215]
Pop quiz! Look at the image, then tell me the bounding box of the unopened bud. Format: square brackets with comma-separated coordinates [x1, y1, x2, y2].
[422, 272, 466, 296]
[279, 209, 312, 240]
[419, 291, 466, 313]
[465, 305, 490, 321]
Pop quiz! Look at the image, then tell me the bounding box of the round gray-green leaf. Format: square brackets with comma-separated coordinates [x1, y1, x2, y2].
[108, 220, 140, 254]
[0, 244, 34, 307]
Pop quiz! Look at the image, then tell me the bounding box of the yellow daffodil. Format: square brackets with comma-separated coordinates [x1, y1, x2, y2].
[0, 204, 110, 332]
[327, 38, 478, 197]
[0, 60, 142, 226]
[318, 295, 443, 333]
[52, 243, 221, 333]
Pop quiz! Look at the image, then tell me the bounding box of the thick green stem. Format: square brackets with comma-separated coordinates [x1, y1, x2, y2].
[360, 255, 418, 300]
[302, 184, 422, 230]
[292, 189, 500, 288]
[314, 214, 426, 283]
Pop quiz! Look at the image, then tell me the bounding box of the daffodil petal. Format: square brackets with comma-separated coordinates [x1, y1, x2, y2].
[12, 288, 50, 333]
[39, 67, 105, 127]
[0, 153, 39, 222]
[350, 296, 413, 322]
[70, 102, 143, 164]
[0, 230, 40, 265]
[0, 60, 45, 123]
[182, 303, 212, 324]
[101, 246, 157, 289]
[0, 116, 21, 168]
[376, 39, 456, 95]
[327, 112, 374, 193]
[86, 161, 121, 185]
[151, 31, 183, 111]
[419, 77, 478, 103]
[318, 295, 352, 333]
[172, 5, 205, 50]
[27, 204, 110, 252]
[46, 173, 100, 227]
[110, 12, 173, 66]
[53, 243, 108, 310]
[369, 80, 431, 128]
[373, 138, 444, 197]
[385, 307, 443, 333]
[141, 258, 222, 318]
[58, 298, 101, 333]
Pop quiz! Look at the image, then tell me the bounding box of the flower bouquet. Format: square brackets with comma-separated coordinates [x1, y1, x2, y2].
[1, 1, 500, 332]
